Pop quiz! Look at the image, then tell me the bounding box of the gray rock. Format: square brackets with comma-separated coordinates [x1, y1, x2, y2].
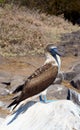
[0, 87, 10, 96]
[0, 71, 11, 84]
[63, 71, 76, 81]
[58, 72, 64, 79]
[70, 74, 80, 90]
[69, 88, 80, 106]
[0, 73, 26, 93]
[0, 101, 5, 107]
[62, 62, 80, 81]
[0, 83, 10, 96]
[47, 84, 68, 100]
[10, 75, 25, 93]
[72, 62, 80, 75]
[59, 30, 80, 56]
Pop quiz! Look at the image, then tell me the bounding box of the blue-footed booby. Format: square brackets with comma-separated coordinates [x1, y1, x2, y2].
[8, 44, 61, 109]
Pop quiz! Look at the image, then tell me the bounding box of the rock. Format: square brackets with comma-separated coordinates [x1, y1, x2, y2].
[0, 87, 10, 96]
[60, 31, 80, 56]
[58, 72, 64, 79]
[64, 62, 80, 105]
[72, 62, 80, 75]
[62, 62, 80, 81]
[68, 74, 80, 106]
[0, 118, 4, 126]
[0, 74, 26, 94]
[54, 77, 62, 84]
[63, 71, 76, 81]
[47, 84, 68, 99]
[62, 76, 80, 107]
[0, 71, 11, 84]
[70, 74, 80, 90]
[0, 101, 5, 107]
[69, 88, 80, 106]
[10, 75, 25, 93]
[0, 100, 80, 130]
[0, 82, 10, 96]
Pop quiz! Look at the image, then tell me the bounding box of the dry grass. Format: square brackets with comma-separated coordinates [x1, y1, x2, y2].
[0, 4, 79, 56]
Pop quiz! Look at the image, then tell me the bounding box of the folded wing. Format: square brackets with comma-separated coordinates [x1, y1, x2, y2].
[8, 63, 58, 109]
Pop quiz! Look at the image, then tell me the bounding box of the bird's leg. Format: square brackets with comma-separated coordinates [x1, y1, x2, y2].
[39, 95, 44, 102]
[43, 95, 56, 103]
[39, 95, 56, 103]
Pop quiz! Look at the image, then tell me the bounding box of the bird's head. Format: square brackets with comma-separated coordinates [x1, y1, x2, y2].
[45, 44, 61, 57]
[45, 44, 61, 69]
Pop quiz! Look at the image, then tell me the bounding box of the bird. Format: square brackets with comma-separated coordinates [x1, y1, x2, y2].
[8, 44, 61, 109]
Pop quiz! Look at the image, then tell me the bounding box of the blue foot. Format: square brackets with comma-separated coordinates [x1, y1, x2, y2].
[39, 95, 56, 103]
[43, 100, 56, 103]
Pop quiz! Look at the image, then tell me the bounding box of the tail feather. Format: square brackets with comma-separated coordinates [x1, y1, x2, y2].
[13, 84, 24, 94]
[8, 99, 17, 108]
[11, 96, 18, 100]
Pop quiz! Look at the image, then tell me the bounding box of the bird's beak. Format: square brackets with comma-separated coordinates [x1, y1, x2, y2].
[54, 49, 61, 56]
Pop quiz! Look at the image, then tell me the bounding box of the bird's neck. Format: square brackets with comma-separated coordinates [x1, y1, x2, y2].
[45, 52, 61, 71]
[54, 54, 61, 71]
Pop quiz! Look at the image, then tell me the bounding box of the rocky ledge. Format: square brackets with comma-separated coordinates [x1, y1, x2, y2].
[0, 100, 80, 130]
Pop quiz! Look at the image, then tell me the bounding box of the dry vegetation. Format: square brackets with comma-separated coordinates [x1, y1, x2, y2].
[0, 4, 80, 56]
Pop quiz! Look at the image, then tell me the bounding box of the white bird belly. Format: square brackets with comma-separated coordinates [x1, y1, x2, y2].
[41, 89, 47, 96]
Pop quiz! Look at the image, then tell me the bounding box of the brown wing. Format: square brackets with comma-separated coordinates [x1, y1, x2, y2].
[12, 63, 53, 94]
[8, 63, 58, 108]
[28, 63, 54, 79]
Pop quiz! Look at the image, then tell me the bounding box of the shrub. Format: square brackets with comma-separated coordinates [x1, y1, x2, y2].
[4, 0, 80, 24]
